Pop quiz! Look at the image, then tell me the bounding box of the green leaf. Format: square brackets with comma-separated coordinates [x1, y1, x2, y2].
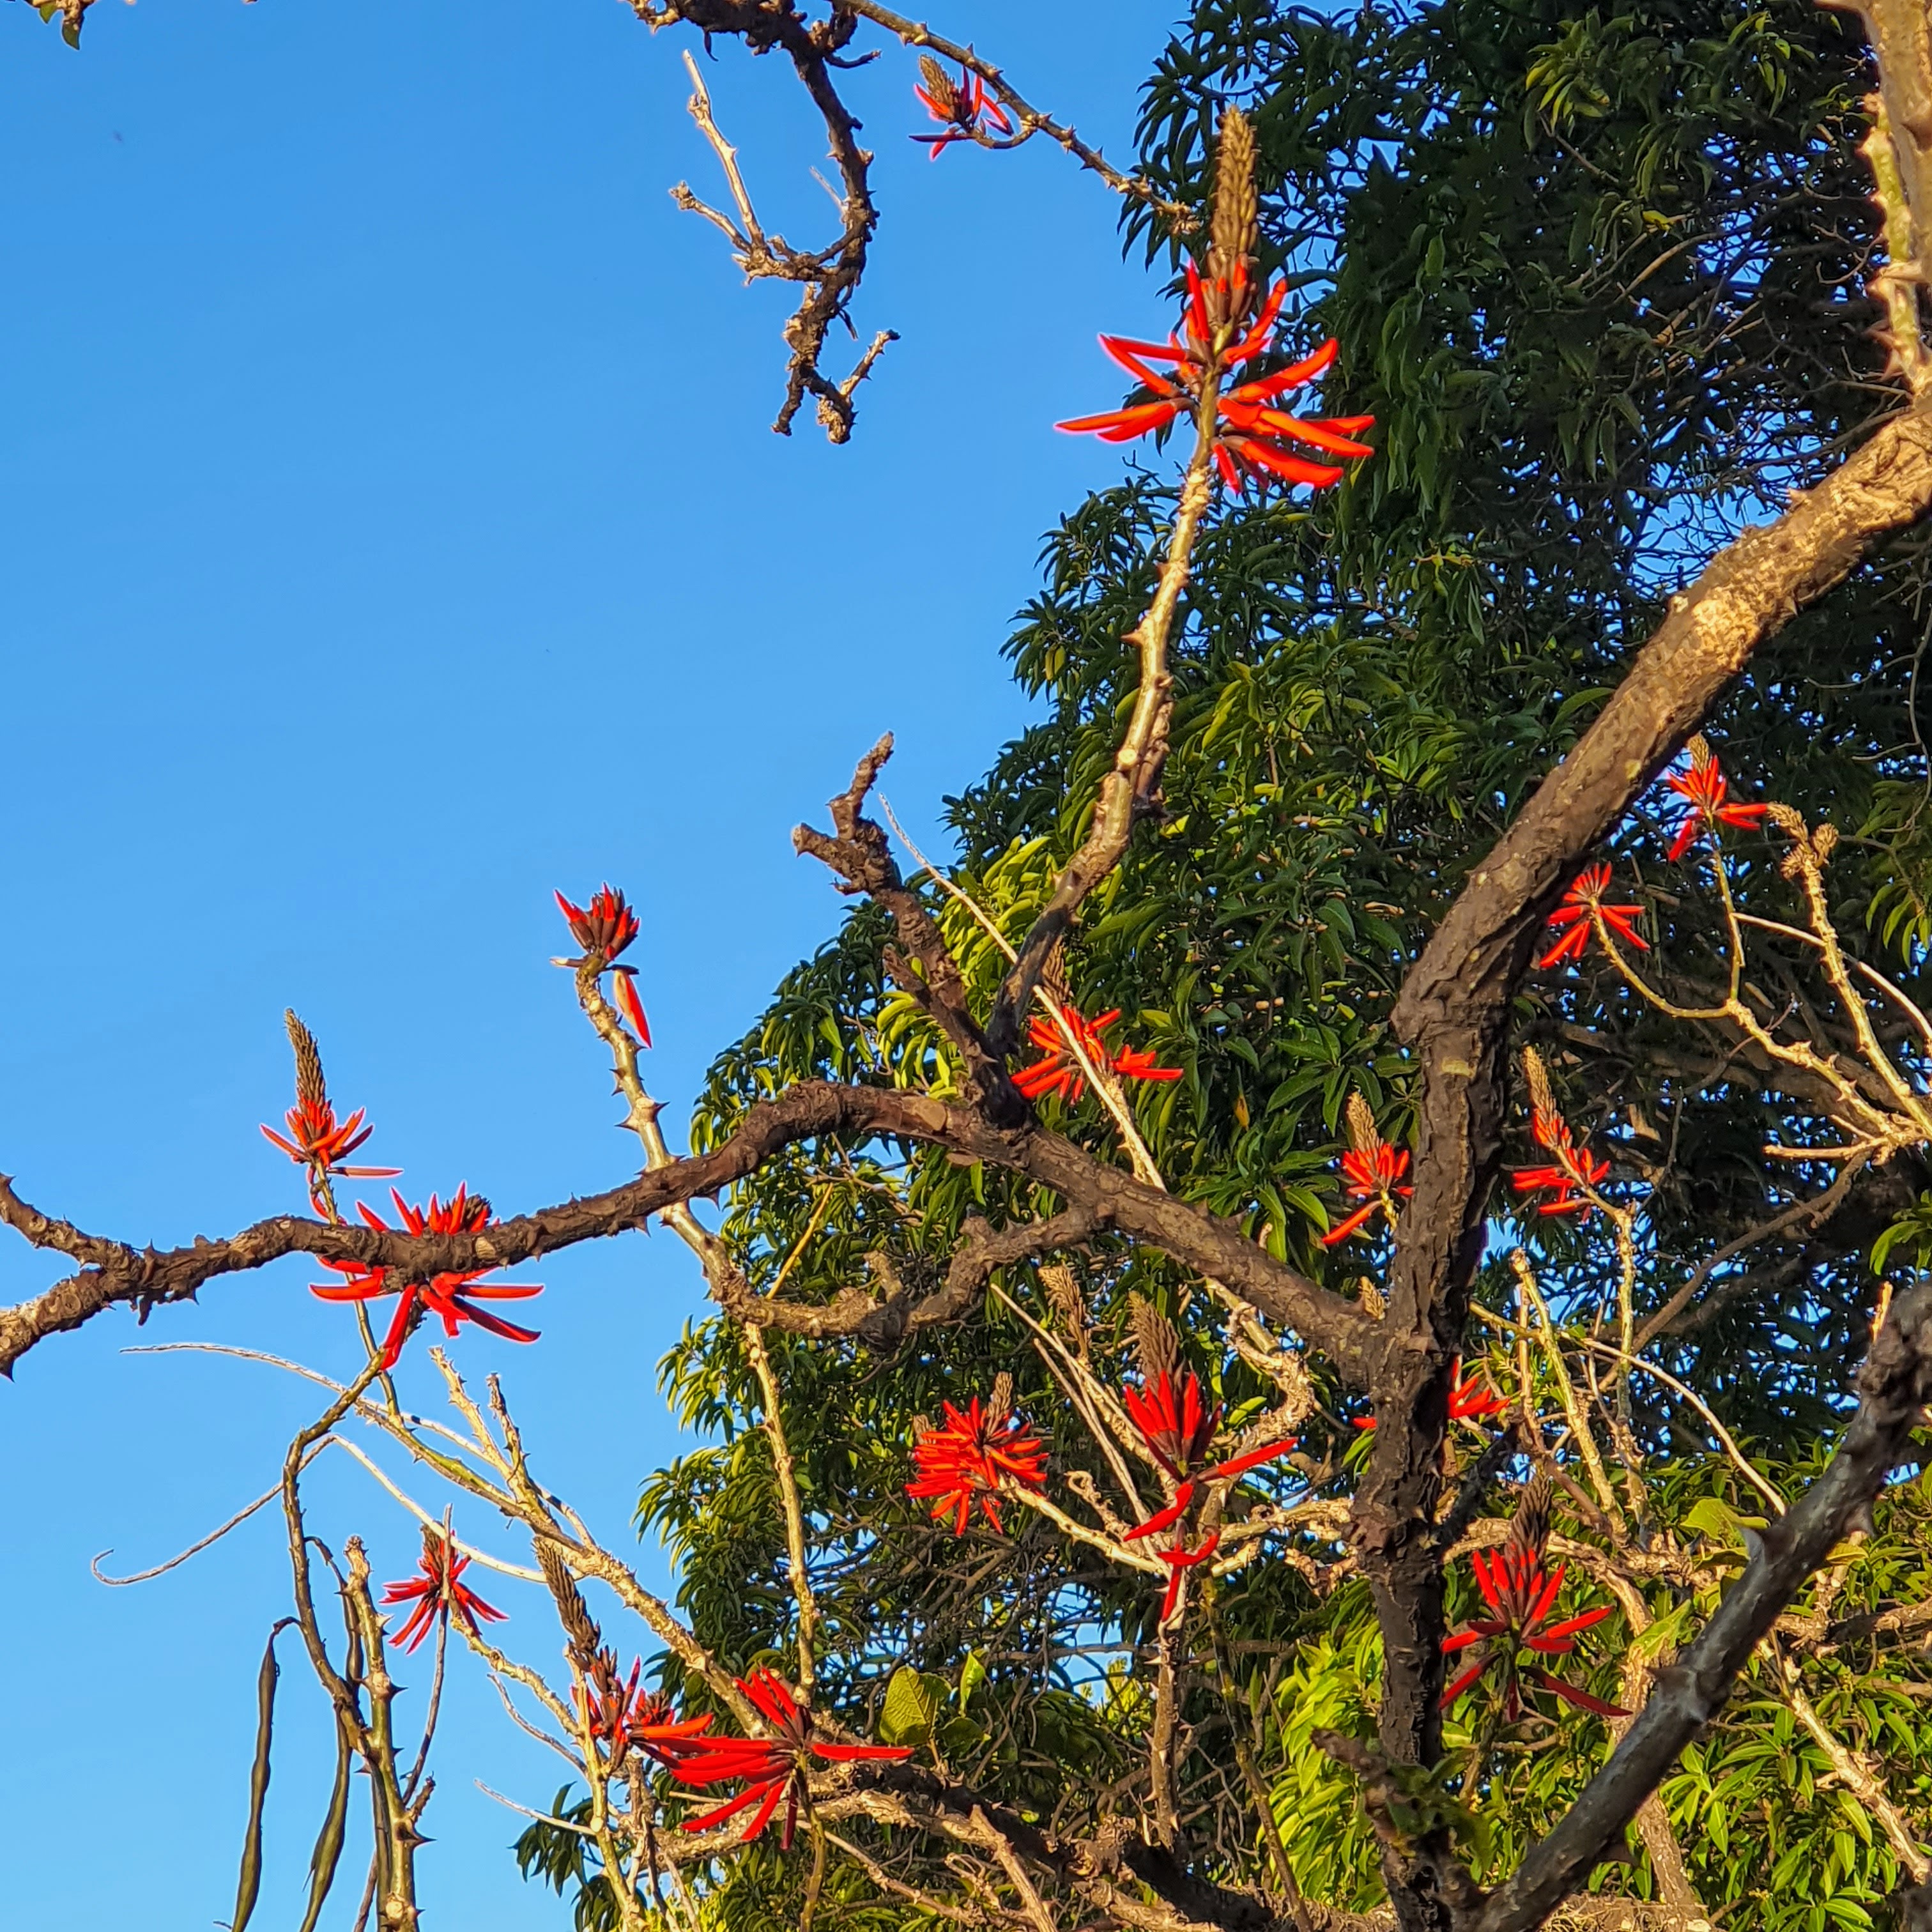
[957, 1648, 988, 1711]
[878, 1666, 942, 1748]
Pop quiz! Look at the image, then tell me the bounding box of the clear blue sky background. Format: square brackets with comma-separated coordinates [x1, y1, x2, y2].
[0, 1, 1184, 1923]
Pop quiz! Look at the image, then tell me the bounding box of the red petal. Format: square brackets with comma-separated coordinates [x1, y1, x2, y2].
[1537, 923, 1592, 969]
[1537, 1604, 1613, 1641]
[1319, 1202, 1379, 1247]
[1529, 1670, 1628, 1719]
[1472, 1551, 1503, 1614]
[1237, 441, 1347, 488]
[451, 1301, 542, 1347]
[681, 1779, 783, 1835]
[616, 972, 653, 1048]
[1123, 1483, 1196, 1541]
[1097, 338, 1186, 391]
[378, 1289, 420, 1369]
[1057, 400, 1183, 440]
[1210, 1440, 1296, 1480]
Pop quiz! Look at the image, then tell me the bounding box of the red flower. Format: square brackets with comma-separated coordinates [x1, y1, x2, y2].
[671, 1668, 912, 1850]
[261, 1098, 401, 1197]
[1441, 1485, 1624, 1722]
[577, 1652, 643, 1762]
[912, 56, 1013, 157]
[1121, 1368, 1294, 1501]
[1355, 1358, 1506, 1431]
[380, 1528, 506, 1653]
[310, 1184, 544, 1369]
[556, 884, 651, 1047]
[262, 1012, 401, 1212]
[1012, 1004, 1182, 1105]
[907, 1396, 1048, 1535]
[577, 1659, 715, 1767]
[1322, 1092, 1413, 1246]
[1058, 268, 1374, 493]
[1511, 1105, 1611, 1220]
[1447, 1363, 1508, 1424]
[1156, 1531, 1220, 1623]
[1664, 737, 1768, 862]
[1537, 863, 1648, 970]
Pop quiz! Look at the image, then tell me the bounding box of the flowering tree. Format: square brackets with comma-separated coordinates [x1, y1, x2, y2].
[10, 4, 1932, 1932]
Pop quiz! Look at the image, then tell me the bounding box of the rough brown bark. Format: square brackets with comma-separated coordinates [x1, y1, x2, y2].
[1357, 390, 1932, 1932]
[0, 1083, 1374, 1381]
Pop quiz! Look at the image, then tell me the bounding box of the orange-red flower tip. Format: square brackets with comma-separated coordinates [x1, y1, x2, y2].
[1322, 1100, 1413, 1245]
[556, 883, 640, 965]
[1440, 1526, 1621, 1720]
[1013, 1004, 1181, 1106]
[907, 1395, 1047, 1536]
[1061, 273, 1370, 495]
[1537, 863, 1647, 971]
[670, 1667, 912, 1850]
[1510, 1107, 1611, 1222]
[1123, 1367, 1221, 1481]
[310, 1183, 543, 1368]
[380, 1529, 505, 1653]
[1662, 742, 1768, 862]
[910, 59, 1011, 157]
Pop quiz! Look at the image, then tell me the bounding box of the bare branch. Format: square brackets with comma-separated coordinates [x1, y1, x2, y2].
[0, 1083, 1373, 1383]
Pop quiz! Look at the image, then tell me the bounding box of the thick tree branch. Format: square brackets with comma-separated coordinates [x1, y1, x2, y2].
[0, 1089, 1371, 1380]
[1359, 291, 1932, 1932]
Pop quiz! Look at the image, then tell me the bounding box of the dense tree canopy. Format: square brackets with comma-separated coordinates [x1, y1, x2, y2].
[521, 2, 1932, 1926]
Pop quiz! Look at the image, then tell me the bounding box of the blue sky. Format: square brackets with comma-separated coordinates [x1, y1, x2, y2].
[0, 1, 1184, 1922]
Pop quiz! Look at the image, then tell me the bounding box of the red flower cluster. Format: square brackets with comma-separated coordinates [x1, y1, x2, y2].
[1537, 862, 1647, 970]
[311, 1184, 544, 1369]
[555, 884, 651, 1047]
[1355, 1358, 1505, 1432]
[1124, 1365, 1220, 1480]
[1121, 1367, 1294, 1541]
[907, 1397, 1048, 1535]
[261, 1013, 401, 1213]
[381, 1529, 506, 1653]
[911, 56, 1012, 157]
[1058, 267, 1374, 492]
[1664, 737, 1768, 862]
[261, 1099, 401, 1206]
[1013, 1004, 1181, 1105]
[1441, 1490, 1623, 1722]
[1512, 1106, 1611, 1220]
[671, 1668, 912, 1848]
[1322, 1093, 1413, 1246]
